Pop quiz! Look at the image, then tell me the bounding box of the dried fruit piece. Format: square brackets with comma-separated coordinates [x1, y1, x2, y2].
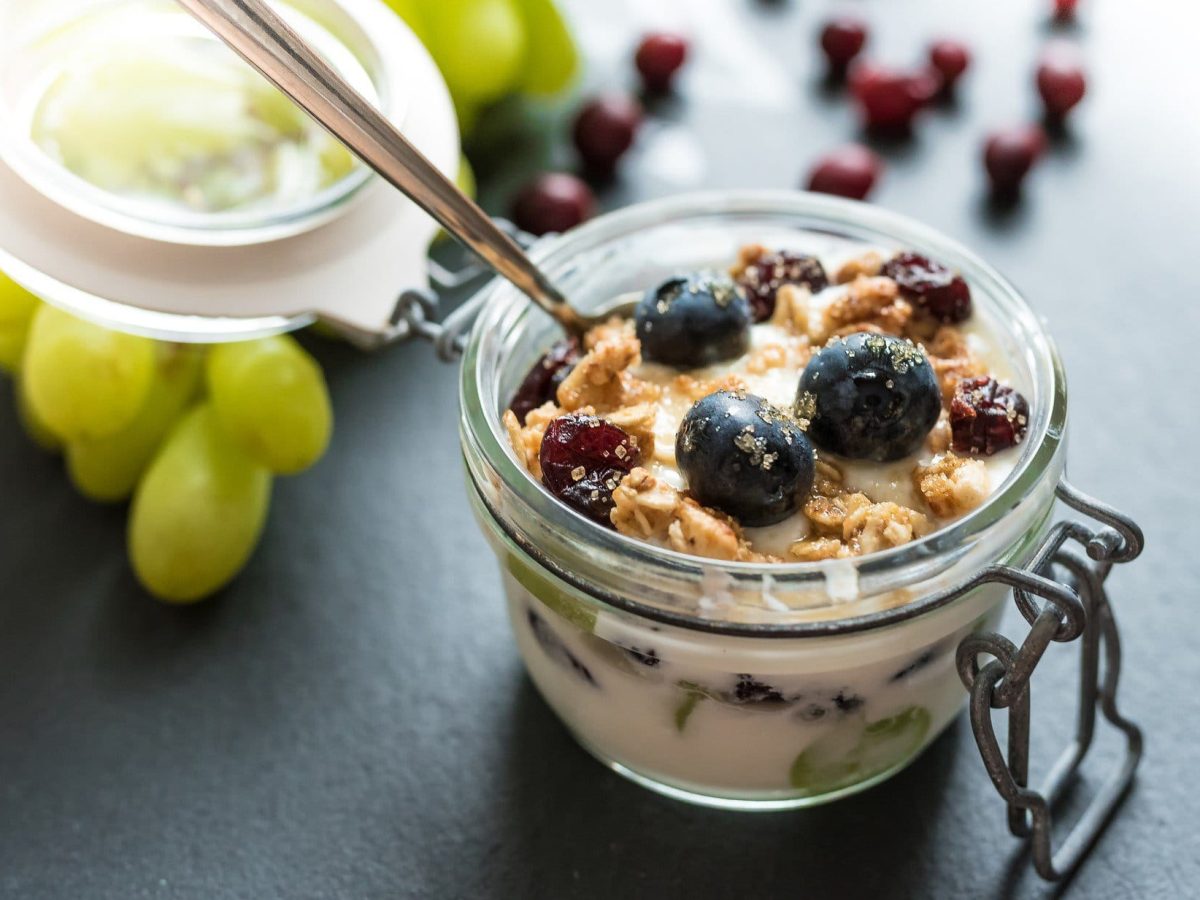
[881, 252, 972, 323]
[1036, 44, 1087, 120]
[572, 94, 643, 172]
[539, 413, 641, 526]
[849, 63, 925, 131]
[735, 250, 829, 322]
[511, 173, 595, 236]
[984, 125, 1046, 195]
[950, 377, 1030, 455]
[635, 32, 688, 93]
[510, 338, 581, 424]
[807, 144, 883, 201]
[929, 40, 971, 89]
[819, 17, 868, 72]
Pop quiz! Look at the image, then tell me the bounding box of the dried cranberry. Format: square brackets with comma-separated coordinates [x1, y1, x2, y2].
[819, 17, 868, 71]
[907, 67, 944, 107]
[635, 32, 689, 93]
[572, 94, 643, 172]
[950, 377, 1030, 455]
[929, 40, 971, 88]
[849, 63, 925, 131]
[806, 144, 883, 200]
[983, 125, 1046, 195]
[736, 250, 829, 321]
[1036, 45, 1086, 119]
[1053, 0, 1079, 22]
[540, 414, 641, 526]
[881, 252, 972, 322]
[509, 338, 581, 424]
[511, 173, 595, 236]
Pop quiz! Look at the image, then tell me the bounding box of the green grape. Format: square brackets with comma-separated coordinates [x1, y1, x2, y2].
[0, 327, 28, 375]
[15, 376, 63, 452]
[128, 404, 271, 603]
[206, 334, 332, 475]
[67, 343, 203, 502]
[424, 0, 527, 105]
[23, 304, 155, 440]
[512, 0, 578, 95]
[0, 271, 40, 374]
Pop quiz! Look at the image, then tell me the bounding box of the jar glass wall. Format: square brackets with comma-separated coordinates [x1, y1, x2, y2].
[460, 191, 1067, 807]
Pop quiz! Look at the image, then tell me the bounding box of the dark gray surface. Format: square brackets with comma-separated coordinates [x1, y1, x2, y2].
[1, 1, 1197, 898]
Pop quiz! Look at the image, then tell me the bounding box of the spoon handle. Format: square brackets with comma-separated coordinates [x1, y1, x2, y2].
[176, 0, 573, 321]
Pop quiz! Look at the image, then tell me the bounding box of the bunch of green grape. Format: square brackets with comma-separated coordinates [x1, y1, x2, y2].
[384, 0, 579, 133]
[1, 270, 332, 604]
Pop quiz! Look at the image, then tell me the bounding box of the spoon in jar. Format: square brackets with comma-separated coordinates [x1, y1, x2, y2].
[175, 0, 638, 338]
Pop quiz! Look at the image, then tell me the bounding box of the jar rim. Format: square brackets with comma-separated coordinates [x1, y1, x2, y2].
[460, 190, 1067, 636]
[0, 0, 398, 246]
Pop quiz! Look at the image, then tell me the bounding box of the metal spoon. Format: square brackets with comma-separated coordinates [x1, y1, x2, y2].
[175, 0, 638, 337]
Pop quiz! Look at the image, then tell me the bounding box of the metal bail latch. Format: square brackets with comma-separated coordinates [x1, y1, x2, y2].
[392, 218, 539, 362]
[955, 477, 1145, 881]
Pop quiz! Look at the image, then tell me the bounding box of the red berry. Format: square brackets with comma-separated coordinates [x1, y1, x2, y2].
[511, 173, 595, 236]
[849, 63, 924, 130]
[572, 94, 643, 172]
[907, 67, 944, 107]
[880, 252, 972, 323]
[819, 17, 868, 70]
[1036, 45, 1086, 119]
[929, 39, 971, 87]
[635, 32, 688, 93]
[539, 413, 641, 526]
[736, 251, 829, 321]
[509, 338, 580, 424]
[1053, 0, 1079, 21]
[950, 377, 1030, 455]
[806, 144, 883, 201]
[983, 125, 1046, 194]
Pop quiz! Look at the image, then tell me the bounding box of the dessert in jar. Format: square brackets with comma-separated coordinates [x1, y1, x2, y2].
[460, 194, 1068, 808]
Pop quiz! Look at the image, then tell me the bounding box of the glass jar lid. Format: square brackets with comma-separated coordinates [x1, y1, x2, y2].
[0, 0, 459, 341]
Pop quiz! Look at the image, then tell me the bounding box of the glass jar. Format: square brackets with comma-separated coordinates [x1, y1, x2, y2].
[459, 191, 1073, 809]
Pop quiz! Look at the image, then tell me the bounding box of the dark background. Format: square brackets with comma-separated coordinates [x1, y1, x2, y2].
[2, 1, 1197, 897]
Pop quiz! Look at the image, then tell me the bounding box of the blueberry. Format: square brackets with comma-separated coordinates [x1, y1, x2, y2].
[795, 333, 941, 461]
[526, 609, 598, 686]
[635, 272, 752, 367]
[624, 647, 661, 667]
[732, 674, 787, 705]
[676, 390, 816, 527]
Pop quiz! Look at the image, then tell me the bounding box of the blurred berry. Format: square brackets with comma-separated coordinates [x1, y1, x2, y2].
[929, 40, 971, 89]
[635, 32, 689, 93]
[1036, 44, 1086, 119]
[983, 126, 1046, 195]
[819, 17, 868, 72]
[572, 94, 643, 172]
[849, 63, 924, 131]
[908, 67, 944, 107]
[807, 145, 883, 200]
[1053, 0, 1079, 22]
[511, 173, 595, 236]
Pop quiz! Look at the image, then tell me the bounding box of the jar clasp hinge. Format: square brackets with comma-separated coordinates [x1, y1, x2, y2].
[955, 477, 1145, 882]
[390, 218, 539, 362]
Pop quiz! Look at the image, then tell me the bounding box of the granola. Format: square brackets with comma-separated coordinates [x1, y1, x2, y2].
[913, 453, 990, 517]
[503, 240, 1029, 568]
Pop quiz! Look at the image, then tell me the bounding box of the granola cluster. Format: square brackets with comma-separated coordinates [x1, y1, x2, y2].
[611, 467, 776, 562]
[503, 244, 1017, 566]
